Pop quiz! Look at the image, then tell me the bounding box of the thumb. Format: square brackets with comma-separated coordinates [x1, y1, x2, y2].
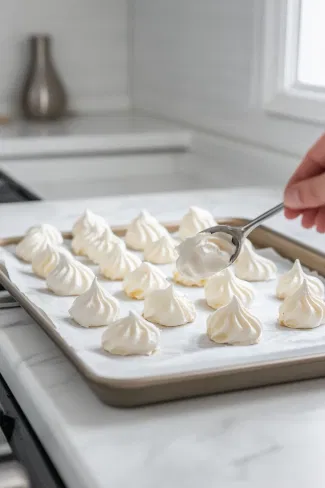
[284, 172, 325, 209]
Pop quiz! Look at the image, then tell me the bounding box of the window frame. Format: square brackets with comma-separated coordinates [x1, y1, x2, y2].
[262, 0, 325, 124]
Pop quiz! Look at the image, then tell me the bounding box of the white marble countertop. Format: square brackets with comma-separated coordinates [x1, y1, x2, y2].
[0, 112, 191, 159]
[0, 187, 325, 488]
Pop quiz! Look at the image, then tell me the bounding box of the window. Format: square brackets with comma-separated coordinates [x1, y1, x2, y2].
[262, 0, 325, 123]
[297, 0, 325, 88]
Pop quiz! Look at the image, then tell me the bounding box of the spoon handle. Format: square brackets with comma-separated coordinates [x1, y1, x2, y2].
[241, 202, 284, 237]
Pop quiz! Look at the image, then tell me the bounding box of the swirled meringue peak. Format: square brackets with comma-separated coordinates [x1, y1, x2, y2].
[279, 279, 325, 329]
[276, 259, 324, 299]
[125, 210, 169, 251]
[102, 311, 160, 356]
[16, 223, 62, 263]
[27, 224, 63, 244]
[123, 262, 169, 300]
[87, 228, 121, 264]
[99, 240, 141, 280]
[205, 267, 255, 309]
[143, 284, 196, 327]
[72, 209, 107, 236]
[144, 235, 178, 264]
[46, 253, 95, 296]
[207, 295, 262, 345]
[71, 221, 106, 257]
[234, 241, 277, 281]
[69, 278, 120, 327]
[32, 242, 71, 278]
[178, 206, 216, 240]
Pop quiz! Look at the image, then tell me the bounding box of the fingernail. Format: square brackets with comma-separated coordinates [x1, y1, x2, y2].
[285, 187, 301, 209]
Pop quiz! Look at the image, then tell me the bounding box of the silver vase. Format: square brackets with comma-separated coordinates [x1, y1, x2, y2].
[21, 35, 67, 120]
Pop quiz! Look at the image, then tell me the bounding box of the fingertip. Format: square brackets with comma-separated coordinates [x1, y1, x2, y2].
[284, 208, 301, 220]
[301, 209, 317, 229]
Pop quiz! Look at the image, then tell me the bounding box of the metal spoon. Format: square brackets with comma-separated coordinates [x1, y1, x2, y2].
[202, 202, 284, 267]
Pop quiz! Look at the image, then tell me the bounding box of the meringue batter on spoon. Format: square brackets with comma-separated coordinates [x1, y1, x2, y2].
[176, 203, 283, 280]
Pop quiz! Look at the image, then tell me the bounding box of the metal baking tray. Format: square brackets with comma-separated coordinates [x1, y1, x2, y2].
[0, 219, 325, 408]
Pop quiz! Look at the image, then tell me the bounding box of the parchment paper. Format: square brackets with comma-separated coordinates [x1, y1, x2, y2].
[1, 244, 325, 381]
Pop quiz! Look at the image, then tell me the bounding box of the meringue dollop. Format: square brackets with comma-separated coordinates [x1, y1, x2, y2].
[173, 269, 205, 287]
[32, 243, 70, 278]
[276, 259, 324, 299]
[102, 311, 160, 356]
[16, 224, 63, 262]
[87, 228, 121, 264]
[125, 210, 169, 251]
[46, 253, 95, 296]
[143, 284, 196, 327]
[71, 221, 106, 257]
[123, 262, 169, 299]
[279, 279, 325, 329]
[69, 278, 120, 327]
[99, 240, 141, 280]
[176, 232, 235, 280]
[144, 236, 178, 264]
[205, 267, 255, 309]
[207, 295, 262, 345]
[234, 241, 277, 281]
[72, 209, 107, 236]
[178, 206, 216, 240]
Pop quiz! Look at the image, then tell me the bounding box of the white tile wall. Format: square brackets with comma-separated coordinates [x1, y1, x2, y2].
[0, 0, 128, 115]
[131, 0, 323, 159]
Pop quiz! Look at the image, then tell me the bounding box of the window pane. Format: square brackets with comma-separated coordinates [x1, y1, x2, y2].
[297, 0, 325, 87]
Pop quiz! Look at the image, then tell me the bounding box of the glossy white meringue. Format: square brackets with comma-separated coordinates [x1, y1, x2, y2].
[99, 240, 141, 280]
[72, 209, 107, 236]
[125, 210, 169, 251]
[207, 295, 262, 345]
[71, 221, 106, 257]
[173, 269, 205, 287]
[279, 279, 325, 329]
[47, 253, 95, 296]
[123, 262, 169, 299]
[69, 278, 120, 327]
[234, 241, 277, 281]
[178, 206, 216, 240]
[16, 223, 62, 262]
[102, 311, 160, 356]
[32, 243, 70, 278]
[276, 259, 324, 299]
[205, 268, 255, 309]
[87, 228, 121, 264]
[144, 236, 178, 264]
[143, 284, 196, 327]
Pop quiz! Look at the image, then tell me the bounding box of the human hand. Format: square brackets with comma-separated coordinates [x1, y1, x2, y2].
[284, 132, 325, 233]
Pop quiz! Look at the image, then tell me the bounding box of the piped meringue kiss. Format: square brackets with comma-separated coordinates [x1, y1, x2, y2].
[87, 228, 121, 264]
[32, 243, 70, 278]
[123, 262, 169, 299]
[16, 224, 63, 262]
[99, 240, 141, 280]
[125, 210, 169, 251]
[69, 278, 120, 327]
[205, 268, 255, 309]
[173, 269, 205, 287]
[178, 206, 216, 240]
[144, 236, 178, 264]
[276, 259, 324, 299]
[72, 209, 107, 237]
[102, 311, 160, 356]
[234, 241, 277, 281]
[47, 253, 94, 296]
[207, 295, 262, 345]
[71, 221, 106, 257]
[143, 284, 196, 326]
[279, 279, 325, 329]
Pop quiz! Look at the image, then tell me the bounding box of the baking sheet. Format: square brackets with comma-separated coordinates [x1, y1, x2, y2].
[1, 244, 325, 383]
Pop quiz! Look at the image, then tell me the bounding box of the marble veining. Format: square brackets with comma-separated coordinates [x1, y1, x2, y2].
[0, 188, 325, 488]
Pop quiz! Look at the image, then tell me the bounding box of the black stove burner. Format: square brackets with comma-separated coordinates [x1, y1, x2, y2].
[0, 171, 40, 203]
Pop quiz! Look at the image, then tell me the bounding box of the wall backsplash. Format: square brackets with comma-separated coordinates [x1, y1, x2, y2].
[0, 0, 128, 116]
